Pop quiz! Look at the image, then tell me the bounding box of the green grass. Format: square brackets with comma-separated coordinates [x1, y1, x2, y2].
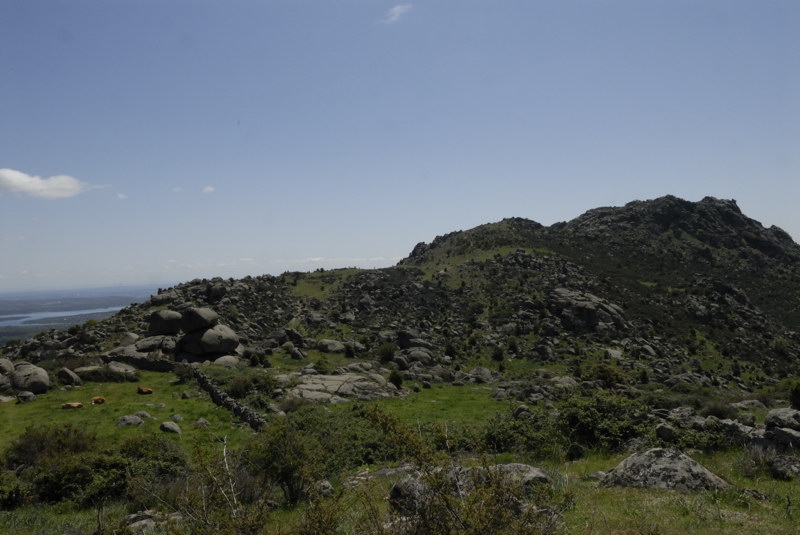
[376, 382, 506, 427]
[285, 268, 362, 299]
[0, 501, 129, 535]
[0, 370, 249, 452]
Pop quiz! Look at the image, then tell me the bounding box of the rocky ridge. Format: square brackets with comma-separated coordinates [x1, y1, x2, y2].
[1, 195, 800, 426]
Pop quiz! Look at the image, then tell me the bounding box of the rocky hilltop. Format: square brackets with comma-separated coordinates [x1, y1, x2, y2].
[2, 195, 799, 404]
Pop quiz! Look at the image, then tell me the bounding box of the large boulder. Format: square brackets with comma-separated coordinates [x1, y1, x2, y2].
[108, 361, 138, 379]
[148, 310, 183, 336]
[388, 475, 430, 516]
[56, 367, 82, 386]
[180, 324, 239, 355]
[599, 448, 730, 491]
[0, 358, 14, 375]
[180, 307, 219, 333]
[213, 355, 241, 368]
[316, 339, 346, 353]
[765, 408, 800, 431]
[10, 362, 50, 394]
[135, 335, 178, 354]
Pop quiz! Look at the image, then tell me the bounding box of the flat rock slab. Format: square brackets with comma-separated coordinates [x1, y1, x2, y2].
[279, 372, 398, 403]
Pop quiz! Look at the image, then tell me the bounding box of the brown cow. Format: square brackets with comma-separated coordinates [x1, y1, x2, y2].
[61, 402, 83, 409]
[91, 396, 106, 405]
[137, 386, 153, 395]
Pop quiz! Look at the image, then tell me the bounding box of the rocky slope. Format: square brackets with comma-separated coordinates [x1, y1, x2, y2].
[2, 195, 799, 404]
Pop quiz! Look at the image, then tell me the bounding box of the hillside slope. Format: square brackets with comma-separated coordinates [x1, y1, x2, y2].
[2, 195, 799, 397]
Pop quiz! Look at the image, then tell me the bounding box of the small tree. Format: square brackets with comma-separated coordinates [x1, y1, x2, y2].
[388, 370, 404, 389]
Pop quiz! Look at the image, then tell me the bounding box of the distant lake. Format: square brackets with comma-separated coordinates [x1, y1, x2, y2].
[0, 306, 125, 327]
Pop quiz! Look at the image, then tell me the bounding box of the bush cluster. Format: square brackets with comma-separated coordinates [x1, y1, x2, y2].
[1, 424, 187, 510]
[481, 391, 652, 459]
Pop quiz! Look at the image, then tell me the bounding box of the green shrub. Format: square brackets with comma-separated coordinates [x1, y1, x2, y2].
[4, 424, 97, 469]
[227, 376, 253, 399]
[790, 381, 800, 410]
[388, 370, 404, 389]
[555, 391, 650, 451]
[377, 342, 399, 363]
[33, 452, 128, 506]
[248, 418, 326, 505]
[584, 362, 627, 387]
[700, 401, 738, 420]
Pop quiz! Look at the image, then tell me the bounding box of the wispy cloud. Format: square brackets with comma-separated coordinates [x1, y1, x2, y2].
[202, 186, 215, 194]
[0, 168, 103, 199]
[381, 4, 412, 24]
[117, 193, 127, 199]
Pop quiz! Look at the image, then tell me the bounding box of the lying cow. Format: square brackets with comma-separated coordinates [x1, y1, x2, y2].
[61, 402, 83, 409]
[137, 386, 153, 395]
[91, 396, 106, 405]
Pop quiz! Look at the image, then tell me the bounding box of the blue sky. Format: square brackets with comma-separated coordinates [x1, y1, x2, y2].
[1, 1, 798, 292]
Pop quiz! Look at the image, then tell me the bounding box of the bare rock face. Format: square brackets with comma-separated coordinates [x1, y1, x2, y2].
[280, 372, 398, 403]
[599, 448, 730, 491]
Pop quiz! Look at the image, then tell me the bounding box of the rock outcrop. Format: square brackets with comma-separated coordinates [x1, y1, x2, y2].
[599, 448, 730, 491]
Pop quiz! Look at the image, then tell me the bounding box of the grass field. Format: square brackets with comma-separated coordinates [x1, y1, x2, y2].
[0, 370, 251, 450]
[2, 369, 800, 534]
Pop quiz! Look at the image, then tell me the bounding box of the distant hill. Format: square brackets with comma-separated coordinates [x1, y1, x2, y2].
[2, 195, 799, 392]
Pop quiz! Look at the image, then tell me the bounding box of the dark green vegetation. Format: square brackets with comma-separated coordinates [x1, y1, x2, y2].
[2, 195, 800, 533]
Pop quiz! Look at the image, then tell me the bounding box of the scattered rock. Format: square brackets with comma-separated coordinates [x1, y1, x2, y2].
[117, 415, 145, 427]
[768, 455, 800, 480]
[160, 421, 182, 434]
[16, 391, 36, 403]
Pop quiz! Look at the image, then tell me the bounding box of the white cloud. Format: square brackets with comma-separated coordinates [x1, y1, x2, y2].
[117, 193, 127, 199]
[0, 168, 102, 199]
[381, 4, 412, 24]
[202, 186, 215, 194]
